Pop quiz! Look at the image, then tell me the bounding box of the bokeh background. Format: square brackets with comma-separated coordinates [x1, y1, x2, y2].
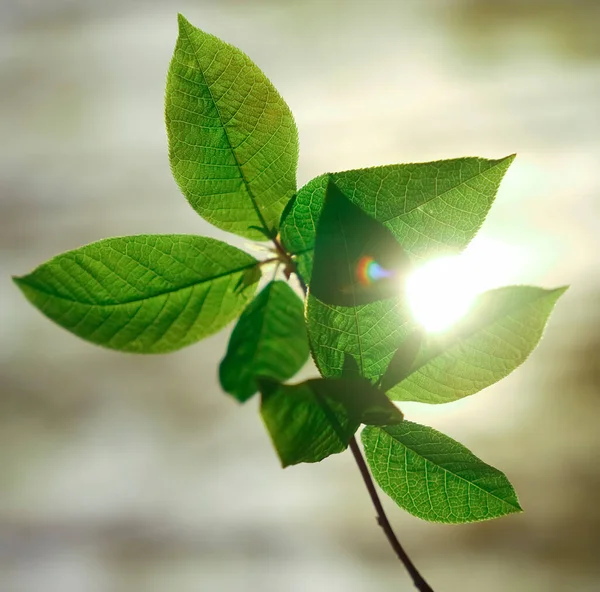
[1, 0, 599, 590]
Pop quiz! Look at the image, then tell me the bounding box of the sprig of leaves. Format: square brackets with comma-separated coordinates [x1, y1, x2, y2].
[13, 13, 567, 590]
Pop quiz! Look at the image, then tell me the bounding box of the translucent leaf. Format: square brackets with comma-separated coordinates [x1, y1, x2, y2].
[281, 155, 515, 281]
[259, 377, 403, 467]
[362, 422, 522, 523]
[166, 14, 299, 240]
[219, 281, 309, 402]
[387, 285, 567, 404]
[307, 295, 417, 382]
[13, 235, 259, 353]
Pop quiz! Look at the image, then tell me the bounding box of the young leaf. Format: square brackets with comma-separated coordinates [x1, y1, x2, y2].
[362, 422, 522, 524]
[259, 377, 402, 467]
[259, 378, 359, 467]
[281, 155, 515, 281]
[13, 235, 260, 353]
[387, 285, 567, 404]
[166, 14, 299, 240]
[219, 281, 309, 402]
[310, 181, 412, 306]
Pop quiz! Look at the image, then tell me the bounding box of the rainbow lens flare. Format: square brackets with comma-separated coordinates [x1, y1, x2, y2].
[356, 256, 392, 286]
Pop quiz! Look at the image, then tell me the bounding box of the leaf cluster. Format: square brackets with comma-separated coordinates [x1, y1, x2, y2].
[13, 14, 566, 525]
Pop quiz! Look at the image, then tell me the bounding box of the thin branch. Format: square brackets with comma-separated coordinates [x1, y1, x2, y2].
[349, 437, 434, 592]
[283, 253, 434, 591]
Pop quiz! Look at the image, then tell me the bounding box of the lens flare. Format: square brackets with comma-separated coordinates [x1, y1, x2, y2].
[356, 256, 393, 286]
[404, 237, 527, 333]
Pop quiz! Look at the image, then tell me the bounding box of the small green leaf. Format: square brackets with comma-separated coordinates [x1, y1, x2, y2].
[310, 181, 412, 306]
[362, 422, 522, 523]
[166, 14, 299, 240]
[387, 285, 567, 404]
[13, 235, 260, 353]
[281, 155, 515, 281]
[219, 281, 309, 402]
[259, 378, 359, 467]
[259, 377, 402, 467]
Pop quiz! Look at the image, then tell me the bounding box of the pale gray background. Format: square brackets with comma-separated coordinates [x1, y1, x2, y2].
[1, 1, 599, 591]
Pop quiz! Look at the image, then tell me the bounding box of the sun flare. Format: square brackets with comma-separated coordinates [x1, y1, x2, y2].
[405, 237, 525, 333]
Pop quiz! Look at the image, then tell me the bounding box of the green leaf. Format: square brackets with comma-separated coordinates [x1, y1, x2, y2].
[259, 378, 358, 467]
[13, 235, 260, 353]
[259, 377, 402, 467]
[387, 285, 567, 404]
[281, 155, 515, 281]
[310, 181, 412, 306]
[306, 295, 417, 382]
[219, 281, 309, 402]
[166, 14, 299, 240]
[362, 422, 522, 523]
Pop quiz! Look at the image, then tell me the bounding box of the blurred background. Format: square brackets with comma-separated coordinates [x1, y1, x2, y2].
[1, 0, 599, 590]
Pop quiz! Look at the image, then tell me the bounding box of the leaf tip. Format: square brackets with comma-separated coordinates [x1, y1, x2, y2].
[177, 13, 193, 33]
[11, 274, 28, 291]
[497, 153, 517, 169]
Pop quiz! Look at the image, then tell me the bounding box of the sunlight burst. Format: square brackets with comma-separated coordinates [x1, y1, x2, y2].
[405, 237, 525, 333]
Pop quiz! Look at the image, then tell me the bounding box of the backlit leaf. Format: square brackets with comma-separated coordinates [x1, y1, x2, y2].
[259, 377, 402, 467]
[362, 422, 522, 523]
[166, 14, 299, 240]
[387, 285, 567, 403]
[220, 281, 309, 402]
[14, 235, 259, 353]
[281, 155, 515, 282]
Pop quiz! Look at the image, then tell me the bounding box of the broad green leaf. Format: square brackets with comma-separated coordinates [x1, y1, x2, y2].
[310, 181, 412, 306]
[259, 377, 403, 467]
[281, 155, 515, 281]
[362, 422, 522, 523]
[219, 281, 309, 402]
[387, 285, 567, 404]
[14, 235, 260, 353]
[307, 295, 417, 382]
[166, 14, 299, 240]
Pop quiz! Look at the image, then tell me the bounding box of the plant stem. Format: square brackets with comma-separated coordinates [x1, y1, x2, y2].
[348, 437, 435, 592]
[279, 249, 434, 591]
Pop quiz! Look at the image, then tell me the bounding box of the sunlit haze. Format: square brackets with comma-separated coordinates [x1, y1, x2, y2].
[405, 236, 526, 333]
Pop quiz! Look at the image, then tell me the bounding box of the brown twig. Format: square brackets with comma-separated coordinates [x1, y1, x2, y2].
[349, 437, 434, 591]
